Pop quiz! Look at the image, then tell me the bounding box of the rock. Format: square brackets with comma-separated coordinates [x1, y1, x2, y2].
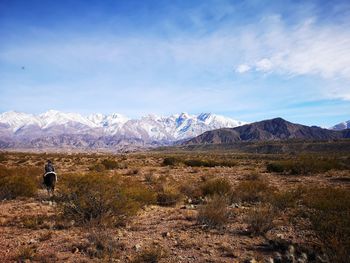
[162, 232, 171, 238]
[266, 258, 274, 263]
[134, 244, 141, 251]
[273, 252, 283, 263]
[288, 245, 295, 255]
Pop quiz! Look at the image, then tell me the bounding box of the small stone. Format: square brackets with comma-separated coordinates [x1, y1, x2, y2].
[162, 232, 171, 238]
[134, 244, 141, 251]
[273, 252, 283, 263]
[288, 245, 295, 255]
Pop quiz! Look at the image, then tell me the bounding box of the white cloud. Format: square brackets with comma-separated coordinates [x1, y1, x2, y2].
[235, 64, 251, 73]
[255, 58, 273, 72]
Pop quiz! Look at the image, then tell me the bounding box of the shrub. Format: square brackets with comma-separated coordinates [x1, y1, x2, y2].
[132, 246, 167, 263]
[57, 173, 142, 226]
[101, 159, 120, 170]
[162, 157, 178, 166]
[267, 156, 347, 175]
[245, 205, 276, 236]
[301, 186, 350, 262]
[0, 153, 6, 162]
[157, 186, 182, 207]
[233, 179, 272, 203]
[15, 246, 36, 262]
[201, 177, 232, 197]
[269, 188, 302, 210]
[84, 228, 122, 259]
[180, 182, 203, 204]
[197, 195, 231, 228]
[89, 163, 105, 172]
[184, 159, 236, 167]
[0, 170, 38, 200]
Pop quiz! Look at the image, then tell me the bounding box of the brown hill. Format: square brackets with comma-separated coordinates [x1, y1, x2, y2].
[185, 117, 350, 145]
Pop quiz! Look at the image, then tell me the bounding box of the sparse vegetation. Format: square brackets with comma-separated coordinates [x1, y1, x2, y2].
[0, 167, 39, 199]
[201, 177, 232, 197]
[245, 205, 276, 236]
[197, 195, 231, 228]
[0, 150, 349, 262]
[57, 173, 144, 226]
[233, 178, 272, 203]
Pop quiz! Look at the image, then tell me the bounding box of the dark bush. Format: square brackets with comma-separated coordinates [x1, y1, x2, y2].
[162, 157, 178, 166]
[101, 159, 120, 170]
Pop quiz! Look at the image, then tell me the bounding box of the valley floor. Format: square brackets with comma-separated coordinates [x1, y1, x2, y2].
[0, 150, 349, 262]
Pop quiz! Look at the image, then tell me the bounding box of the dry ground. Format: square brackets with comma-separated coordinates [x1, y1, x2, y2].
[0, 150, 349, 262]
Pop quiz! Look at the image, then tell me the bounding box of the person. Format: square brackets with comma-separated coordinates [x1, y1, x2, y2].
[44, 160, 55, 174]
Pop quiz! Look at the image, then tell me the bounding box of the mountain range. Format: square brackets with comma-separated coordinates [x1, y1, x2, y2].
[185, 117, 350, 145]
[0, 110, 245, 150]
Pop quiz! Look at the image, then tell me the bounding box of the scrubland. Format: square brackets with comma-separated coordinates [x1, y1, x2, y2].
[0, 149, 349, 262]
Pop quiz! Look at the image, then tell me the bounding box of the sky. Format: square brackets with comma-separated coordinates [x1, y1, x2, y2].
[0, 0, 350, 127]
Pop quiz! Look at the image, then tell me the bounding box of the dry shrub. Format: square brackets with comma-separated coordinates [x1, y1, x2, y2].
[132, 246, 167, 263]
[101, 159, 120, 170]
[301, 186, 350, 263]
[82, 228, 122, 260]
[0, 166, 39, 199]
[269, 187, 302, 210]
[157, 186, 182, 207]
[245, 205, 276, 236]
[233, 179, 272, 203]
[89, 163, 105, 172]
[0, 153, 6, 162]
[22, 215, 50, 229]
[180, 181, 203, 204]
[267, 156, 348, 175]
[126, 168, 140, 175]
[57, 173, 146, 226]
[197, 195, 231, 228]
[201, 177, 232, 197]
[15, 246, 36, 262]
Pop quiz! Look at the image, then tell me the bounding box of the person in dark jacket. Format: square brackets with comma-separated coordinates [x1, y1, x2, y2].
[45, 160, 55, 173]
[43, 160, 57, 195]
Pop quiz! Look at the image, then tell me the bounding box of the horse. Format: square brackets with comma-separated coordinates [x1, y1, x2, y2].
[43, 172, 57, 196]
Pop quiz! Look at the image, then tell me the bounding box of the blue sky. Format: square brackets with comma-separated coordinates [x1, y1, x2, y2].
[0, 0, 349, 127]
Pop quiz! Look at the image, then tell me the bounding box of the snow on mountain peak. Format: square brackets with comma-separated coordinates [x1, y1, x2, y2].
[0, 110, 246, 141]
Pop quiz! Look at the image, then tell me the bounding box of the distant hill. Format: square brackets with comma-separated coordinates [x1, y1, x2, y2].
[185, 118, 350, 145]
[331, 120, 350, 130]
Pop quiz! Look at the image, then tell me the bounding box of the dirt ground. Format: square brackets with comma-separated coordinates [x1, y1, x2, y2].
[0, 151, 349, 262]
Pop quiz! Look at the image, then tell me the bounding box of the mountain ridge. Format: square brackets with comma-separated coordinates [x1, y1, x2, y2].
[0, 110, 245, 150]
[185, 117, 350, 145]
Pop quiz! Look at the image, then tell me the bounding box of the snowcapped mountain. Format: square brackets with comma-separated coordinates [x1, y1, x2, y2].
[0, 110, 245, 150]
[331, 120, 350, 130]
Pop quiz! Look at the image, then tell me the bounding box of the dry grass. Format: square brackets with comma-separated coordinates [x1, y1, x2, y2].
[245, 205, 276, 236]
[197, 195, 231, 228]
